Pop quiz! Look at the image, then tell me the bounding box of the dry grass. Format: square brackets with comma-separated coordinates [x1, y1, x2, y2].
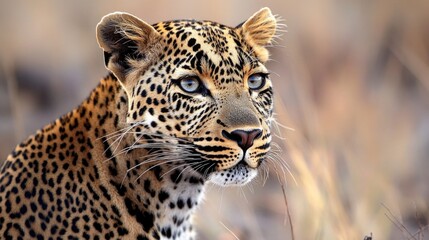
[1, 0, 429, 239]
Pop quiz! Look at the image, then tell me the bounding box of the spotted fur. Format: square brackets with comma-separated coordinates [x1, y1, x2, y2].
[0, 8, 277, 239]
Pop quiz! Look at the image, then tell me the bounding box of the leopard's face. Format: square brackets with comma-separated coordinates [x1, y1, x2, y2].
[97, 9, 277, 186]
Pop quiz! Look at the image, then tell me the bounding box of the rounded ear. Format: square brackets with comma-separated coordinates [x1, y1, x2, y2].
[237, 8, 278, 62]
[96, 12, 162, 81]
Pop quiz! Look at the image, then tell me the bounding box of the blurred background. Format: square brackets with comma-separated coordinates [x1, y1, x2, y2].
[1, 0, 429, 239]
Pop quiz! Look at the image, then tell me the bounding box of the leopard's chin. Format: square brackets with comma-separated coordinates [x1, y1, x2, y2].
[207, 161, 258, 186]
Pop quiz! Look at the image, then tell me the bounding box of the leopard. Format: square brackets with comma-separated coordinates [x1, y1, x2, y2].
[0, 7, 278, 240]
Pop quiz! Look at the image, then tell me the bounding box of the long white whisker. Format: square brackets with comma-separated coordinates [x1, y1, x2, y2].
[239, 186, 249, 203]
[104, 123, 140, 158]
[203, 162, 216, 178]
[161, 160, 207, 179]
[97, 121, 134, 141]
[122, 159, 185, 187]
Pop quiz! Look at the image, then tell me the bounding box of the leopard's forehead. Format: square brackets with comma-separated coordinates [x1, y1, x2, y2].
[152, 20, 262, 88]
[153, 19, 234, 44]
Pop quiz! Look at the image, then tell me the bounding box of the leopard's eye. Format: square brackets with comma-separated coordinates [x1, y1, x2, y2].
[179, 77, 200, 93]
[248, 73, 267, 90]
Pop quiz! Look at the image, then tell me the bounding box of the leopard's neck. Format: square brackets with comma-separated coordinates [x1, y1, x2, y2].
[79, 74, 206, 238]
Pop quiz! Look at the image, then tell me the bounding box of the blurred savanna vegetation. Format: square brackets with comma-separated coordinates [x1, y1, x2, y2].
[1, 0, 429, 239]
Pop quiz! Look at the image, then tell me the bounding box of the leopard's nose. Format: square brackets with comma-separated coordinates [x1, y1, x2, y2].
[222, 129, 262, 151]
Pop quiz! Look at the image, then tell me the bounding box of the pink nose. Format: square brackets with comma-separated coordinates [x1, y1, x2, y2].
[222, 129, 262, 151]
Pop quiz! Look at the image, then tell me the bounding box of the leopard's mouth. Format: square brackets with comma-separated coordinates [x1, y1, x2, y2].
[181, 156, 260, 186]
[207, 161, 258, 186]
[186, 140, 267, 185]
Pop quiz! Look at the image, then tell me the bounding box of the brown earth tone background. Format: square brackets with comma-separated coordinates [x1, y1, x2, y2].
[1, 0, 429, 239]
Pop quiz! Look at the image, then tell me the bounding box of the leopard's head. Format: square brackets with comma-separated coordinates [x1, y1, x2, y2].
[97, 8, 277, 186]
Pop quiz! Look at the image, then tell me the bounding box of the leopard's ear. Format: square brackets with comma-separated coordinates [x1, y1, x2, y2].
[96, 12, 162, 81]
[238, 8, 277, 62]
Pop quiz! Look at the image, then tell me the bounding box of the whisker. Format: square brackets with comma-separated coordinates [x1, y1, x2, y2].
[245, 181, 255, 194]
[161, 160, 207, 180]
[266, 155, 287, 180]
[96, 121, 135, 141]
[130, 143, 195, 150]
[266, 154, 297, 186]
[218, 185, 226, 212]
[203, 162, 216, 179]
[121, 158, 183, 187]
[239, 186, 249, 203]
[176, 165, 194, 181]
[132, 152, 203, 184]
[133, 160, 181, 184]
[258, 161, 270, 186]
[102, 123, 142, 159]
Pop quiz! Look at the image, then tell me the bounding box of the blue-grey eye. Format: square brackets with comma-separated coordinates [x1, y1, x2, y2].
[248, 73, 267, 90]
[180, 77, 200, 93]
